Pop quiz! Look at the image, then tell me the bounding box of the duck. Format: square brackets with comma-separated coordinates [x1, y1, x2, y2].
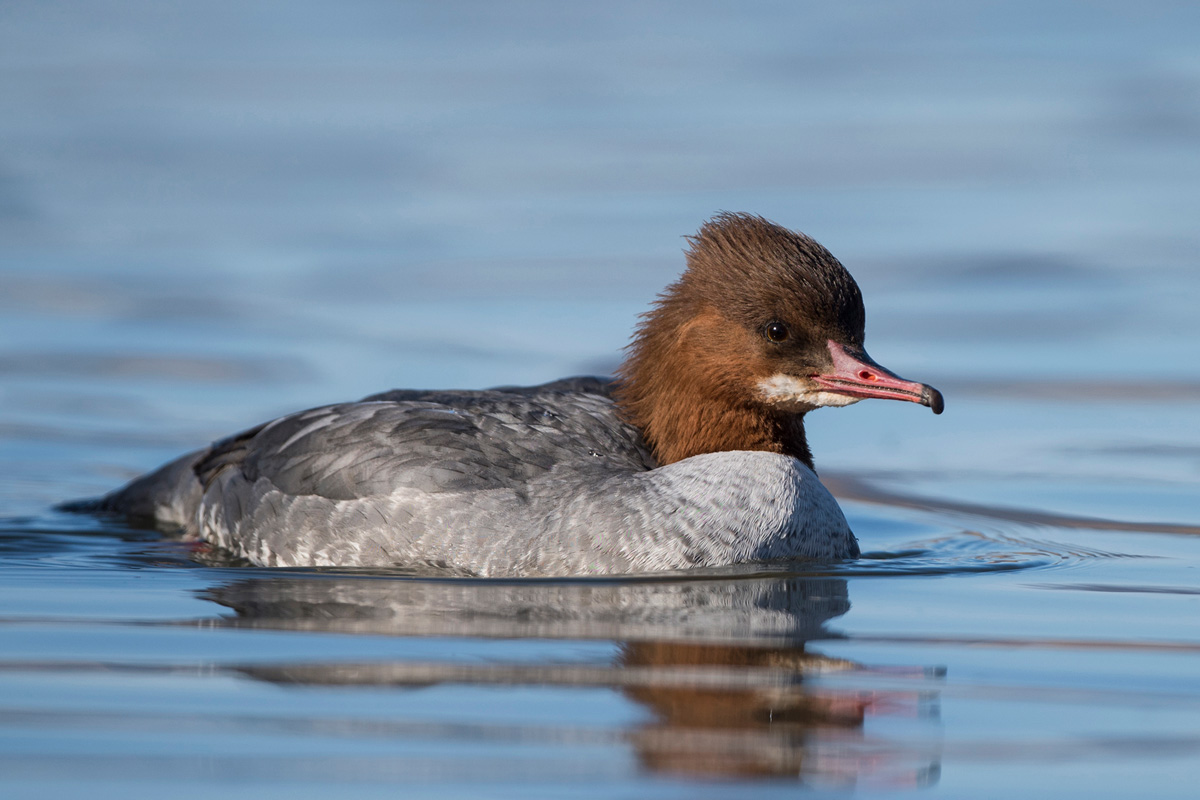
[74, 213, 943, 577]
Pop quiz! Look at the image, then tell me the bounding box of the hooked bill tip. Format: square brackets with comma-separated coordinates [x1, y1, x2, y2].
[922, 386, 945, 415]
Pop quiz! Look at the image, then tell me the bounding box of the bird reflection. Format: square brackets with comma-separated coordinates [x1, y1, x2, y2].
[203, 571, 940, 786]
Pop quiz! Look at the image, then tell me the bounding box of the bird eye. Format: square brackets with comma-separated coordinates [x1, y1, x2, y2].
[764, 321, 789, 343]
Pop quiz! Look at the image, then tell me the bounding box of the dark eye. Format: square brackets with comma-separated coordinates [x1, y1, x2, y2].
[764, 321, 789, 343]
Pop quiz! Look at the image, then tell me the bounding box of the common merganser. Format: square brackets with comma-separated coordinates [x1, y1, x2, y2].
[75, 213, 943, 576]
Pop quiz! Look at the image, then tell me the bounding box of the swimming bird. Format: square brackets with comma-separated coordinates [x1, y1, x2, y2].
[76, 213, 943, 576]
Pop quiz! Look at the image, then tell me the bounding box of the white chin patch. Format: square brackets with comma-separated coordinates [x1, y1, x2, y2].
[756, 374, 862, 411]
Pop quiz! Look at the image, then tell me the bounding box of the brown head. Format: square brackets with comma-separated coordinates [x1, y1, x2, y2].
[614, 213, 942, 469]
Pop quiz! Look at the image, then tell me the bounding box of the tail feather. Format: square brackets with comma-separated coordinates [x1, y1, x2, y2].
[61, 449, 208, 532]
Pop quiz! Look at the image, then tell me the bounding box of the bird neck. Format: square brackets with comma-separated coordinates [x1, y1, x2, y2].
[614, 303, 815, 470]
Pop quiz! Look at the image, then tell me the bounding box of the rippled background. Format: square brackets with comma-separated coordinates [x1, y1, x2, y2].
[3, 2, 1199, 797]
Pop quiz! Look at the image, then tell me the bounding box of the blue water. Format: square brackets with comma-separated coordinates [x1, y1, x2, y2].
[3, 2, 1200, 797]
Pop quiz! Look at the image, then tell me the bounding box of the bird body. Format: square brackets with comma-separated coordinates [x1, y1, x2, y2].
[79, 214, 942, 576]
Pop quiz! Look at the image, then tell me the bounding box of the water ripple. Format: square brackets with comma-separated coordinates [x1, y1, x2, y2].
[838, 528, 1141, 577]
